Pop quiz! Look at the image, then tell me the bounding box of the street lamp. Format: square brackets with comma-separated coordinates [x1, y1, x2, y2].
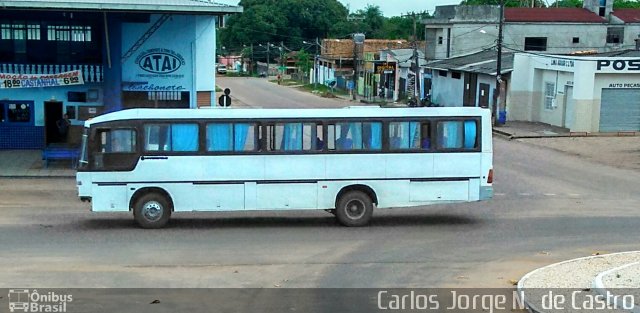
[303, 38, 321, 89]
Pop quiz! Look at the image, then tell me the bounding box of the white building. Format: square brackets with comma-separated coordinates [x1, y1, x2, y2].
[508, 50, 640, 132]
[425, 49, 514, 110]
[423, 1, 640, 60]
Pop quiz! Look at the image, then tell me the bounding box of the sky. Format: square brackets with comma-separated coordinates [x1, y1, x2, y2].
[215, 0, 460, 17]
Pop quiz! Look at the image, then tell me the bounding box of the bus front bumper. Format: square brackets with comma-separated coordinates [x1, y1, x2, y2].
[480, 186, 493, 200]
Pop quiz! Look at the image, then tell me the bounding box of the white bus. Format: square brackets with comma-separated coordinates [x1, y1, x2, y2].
[76, 107, 493, 228]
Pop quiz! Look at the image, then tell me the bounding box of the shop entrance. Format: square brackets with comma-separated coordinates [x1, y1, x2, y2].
[44, 101, 64, 145]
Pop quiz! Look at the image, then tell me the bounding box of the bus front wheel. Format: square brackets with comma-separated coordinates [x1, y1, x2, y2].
[335, 191, 373, 227]
[133, 192, 172, 229]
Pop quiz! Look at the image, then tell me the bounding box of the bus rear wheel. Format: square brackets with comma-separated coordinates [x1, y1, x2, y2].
[335, 191, 373, 227]
[133, 192, 171, 229]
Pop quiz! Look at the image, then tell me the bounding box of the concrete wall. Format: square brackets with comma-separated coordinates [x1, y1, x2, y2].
[426, 20, 637, 60]
[431, 70, 464, 106]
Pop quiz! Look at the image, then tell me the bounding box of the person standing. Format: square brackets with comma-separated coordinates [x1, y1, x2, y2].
[56, 113, 70, 143]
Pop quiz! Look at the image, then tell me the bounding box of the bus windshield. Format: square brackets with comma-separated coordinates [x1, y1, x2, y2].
[79, 127, 89, 169]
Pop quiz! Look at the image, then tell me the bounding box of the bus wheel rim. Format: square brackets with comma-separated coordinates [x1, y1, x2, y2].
[142, 201, 163, 221]
[345, 199, 366, 220]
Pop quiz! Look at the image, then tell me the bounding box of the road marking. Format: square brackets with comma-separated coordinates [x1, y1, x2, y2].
[567, 193, 581, 197]
[495, 193, 506, 196]
[543, 193, 556, 196]
[519, 193, 532, 196]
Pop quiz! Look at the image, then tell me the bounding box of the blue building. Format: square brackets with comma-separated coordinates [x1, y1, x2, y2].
[0, 0, 241, 149]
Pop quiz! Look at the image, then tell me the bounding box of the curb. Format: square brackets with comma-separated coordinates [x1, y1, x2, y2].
[593, 261, 640, 313]
[492, 128, 514, 139]
[517, 251, 640, 313]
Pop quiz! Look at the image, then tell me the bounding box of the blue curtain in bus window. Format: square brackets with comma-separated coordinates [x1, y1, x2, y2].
[172, 124, 198, 152]
[281, 123, 302, 150]
[234, 123, 250, 151]
[409, 122, 420, 149]
[399, 122, 410, 149]
[350, 122, 362, 149]
[336, 123, 352, 150]
[207, 124, 232, 151]
[464, 120, 477, 149]
[440, 121, 463, 149]
[367, 123, 382, 150]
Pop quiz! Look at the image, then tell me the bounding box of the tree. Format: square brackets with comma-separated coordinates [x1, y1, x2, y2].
[220, 0, 349, 54]
[614, 0, 640, 8]
[295, 49, 312, 79]
[548, 0, 582, 7]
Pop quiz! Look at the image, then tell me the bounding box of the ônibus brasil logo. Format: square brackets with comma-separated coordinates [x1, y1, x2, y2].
[136, 48, 186, 74]
[8, 289, 73, 312]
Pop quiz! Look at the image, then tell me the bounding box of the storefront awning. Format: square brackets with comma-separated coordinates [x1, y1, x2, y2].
[0, 0, 243, 14]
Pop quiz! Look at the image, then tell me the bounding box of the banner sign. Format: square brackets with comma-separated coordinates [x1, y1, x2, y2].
[0, 71, 84, 89]
[375, 63, 395, 74]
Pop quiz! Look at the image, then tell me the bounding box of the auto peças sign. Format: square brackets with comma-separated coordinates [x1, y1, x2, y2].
[135, 48, 186, 74]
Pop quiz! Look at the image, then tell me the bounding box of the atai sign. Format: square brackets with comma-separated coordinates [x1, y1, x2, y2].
[135, 48, 186, 74]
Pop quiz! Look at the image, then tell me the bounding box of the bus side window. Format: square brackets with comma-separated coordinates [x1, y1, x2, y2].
[388, 122, 420, 150]
[234, 123, 256, 151]
[302, 123, 323, 151]
[436, 120, 477, 150]
[327, 124, 336, 150]
[206, 123, 233, 151]
[421, 122, 431, 149]
[362, 122, 382, 150]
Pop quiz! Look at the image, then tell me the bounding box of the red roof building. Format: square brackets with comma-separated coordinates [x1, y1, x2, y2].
[505, 8, 606, 23]
[611, 9, 640, 23]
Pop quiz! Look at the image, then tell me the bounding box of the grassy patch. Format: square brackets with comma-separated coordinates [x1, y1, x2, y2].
[298, 83, 348, 97]
[215, 86, 223, 92]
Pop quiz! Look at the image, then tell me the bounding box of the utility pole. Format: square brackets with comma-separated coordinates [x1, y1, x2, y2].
[250, 43, 254, 76]
[266, 42, 270, 77]
[495, 0, 505, 126]
[352, 33, 365, 100]
[314, 37, 319, 89]
[402, 12, 422, 101]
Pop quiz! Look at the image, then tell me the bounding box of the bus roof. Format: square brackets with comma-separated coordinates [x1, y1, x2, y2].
[85, 107, 491, 127]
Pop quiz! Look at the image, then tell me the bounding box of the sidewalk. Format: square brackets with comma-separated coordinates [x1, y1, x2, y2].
[518, 251, 640, 313]
[494, 121, 639, 139]
[0, 150, 75, 178]
[493, 121, 570, 138]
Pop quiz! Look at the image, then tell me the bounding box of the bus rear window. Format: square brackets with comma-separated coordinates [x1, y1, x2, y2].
[436, 120, 478, 150]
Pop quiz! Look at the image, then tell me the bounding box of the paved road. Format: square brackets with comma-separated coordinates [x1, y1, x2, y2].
[1, 78, 639, 290]
[215, 76, 356, 108]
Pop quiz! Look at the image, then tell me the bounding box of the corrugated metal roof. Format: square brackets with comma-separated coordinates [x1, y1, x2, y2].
[0, 0, 243, 13]
[612, 9, 640, 23]
[505, 8, 606, 23]
[586, 49, 640, 57]
[425, 49, 514, 75]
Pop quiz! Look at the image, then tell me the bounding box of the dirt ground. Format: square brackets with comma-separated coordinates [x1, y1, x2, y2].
[517, 136, 640, 171]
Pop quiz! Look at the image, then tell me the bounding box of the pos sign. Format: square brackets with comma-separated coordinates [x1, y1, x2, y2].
[218, 88, 232, 107]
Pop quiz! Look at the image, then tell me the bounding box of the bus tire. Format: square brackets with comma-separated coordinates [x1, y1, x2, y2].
[335, 191, 373, 227]
[133, 192, 172, 229]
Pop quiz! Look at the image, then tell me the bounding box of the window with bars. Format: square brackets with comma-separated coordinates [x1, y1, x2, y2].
[47, 25, 91, 42]
[606, 27, 624, 44]
[544, 82, 555, 110]
[0, 23, 40, 40]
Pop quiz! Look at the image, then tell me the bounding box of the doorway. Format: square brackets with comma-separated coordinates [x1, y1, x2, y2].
[478, 83, 490, 108]
[44, 101, 63, 145]
[463, 73, 478, 107]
